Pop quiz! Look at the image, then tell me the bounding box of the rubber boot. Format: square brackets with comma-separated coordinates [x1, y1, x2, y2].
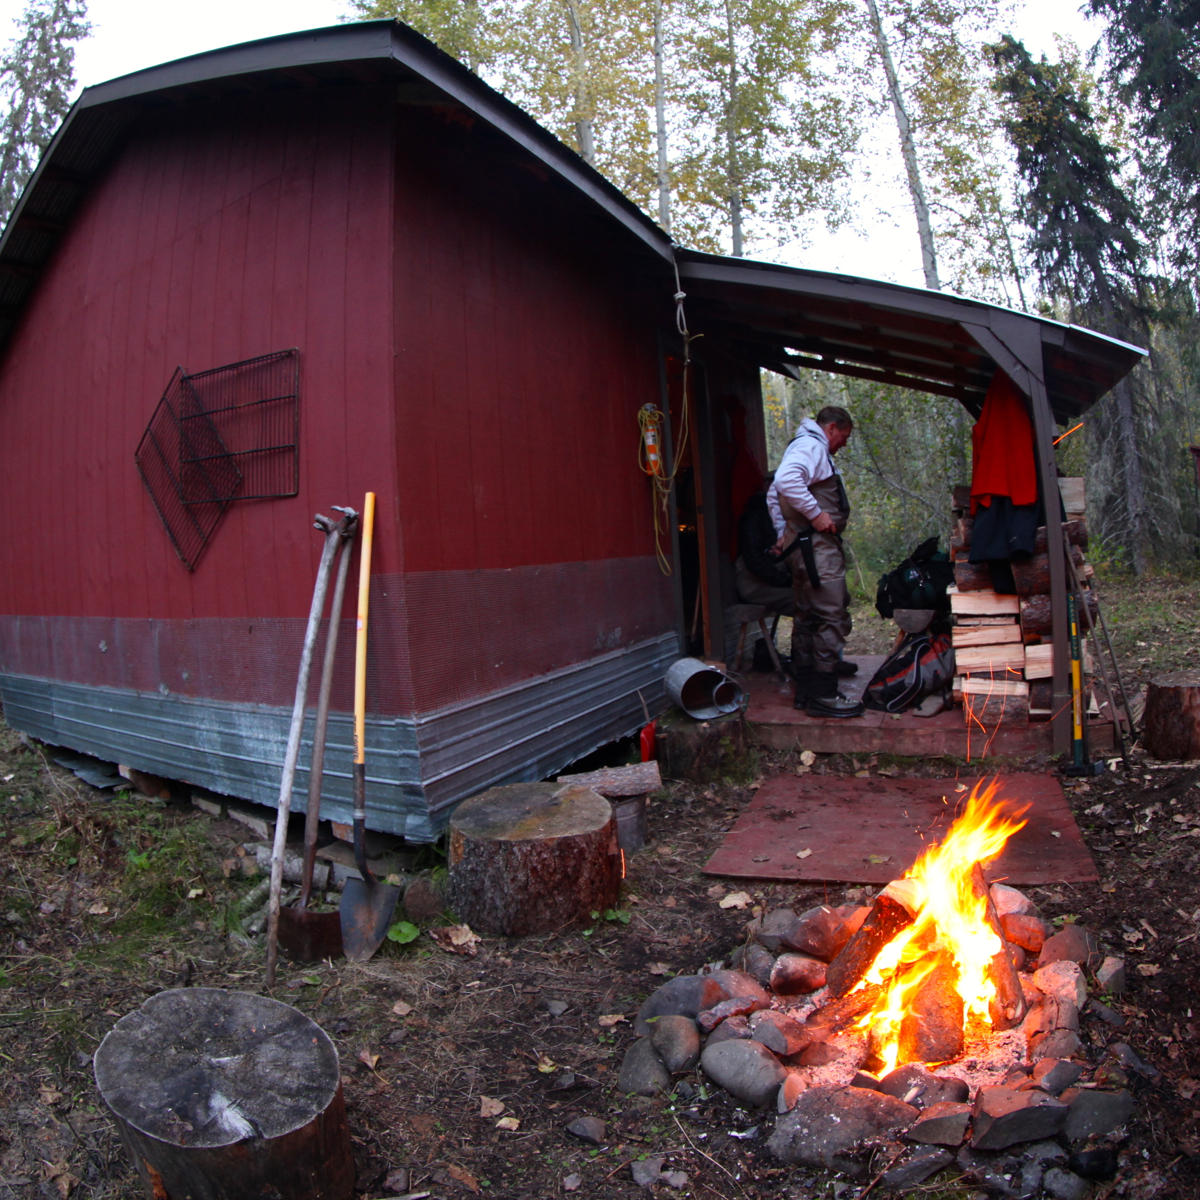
[791, 665, 818, 710]
[805, 670, 864, 719]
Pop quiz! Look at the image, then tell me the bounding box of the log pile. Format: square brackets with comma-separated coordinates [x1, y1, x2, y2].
[948, 479, 1092, 726]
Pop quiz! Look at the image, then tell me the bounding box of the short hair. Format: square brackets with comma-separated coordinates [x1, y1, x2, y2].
[816, 405, 853, 431]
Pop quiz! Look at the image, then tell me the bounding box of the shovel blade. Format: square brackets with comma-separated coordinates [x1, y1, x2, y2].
[339, 878, 401, 962]
[277, 906, 344, 963]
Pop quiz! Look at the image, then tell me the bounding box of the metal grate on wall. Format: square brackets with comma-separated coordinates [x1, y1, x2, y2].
[135, 350, 300, 570]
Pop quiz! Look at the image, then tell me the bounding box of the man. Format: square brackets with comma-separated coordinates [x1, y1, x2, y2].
[768, 406, 863, 718]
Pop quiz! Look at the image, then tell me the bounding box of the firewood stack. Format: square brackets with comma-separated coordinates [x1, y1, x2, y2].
[947, 479, 1093, 726]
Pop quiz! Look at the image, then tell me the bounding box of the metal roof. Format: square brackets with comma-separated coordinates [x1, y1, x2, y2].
[0, 19, 1145, 418]
[676, 251, 1146, 425]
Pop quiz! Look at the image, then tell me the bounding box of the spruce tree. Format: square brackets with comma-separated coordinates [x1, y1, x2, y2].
[0, 0, 90, 230]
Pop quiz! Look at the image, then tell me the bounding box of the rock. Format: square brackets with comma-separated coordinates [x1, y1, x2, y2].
[907, 1101, 972, 1146]
[1033, 960, 1087, 1009]
[650, 1014, 701, 1073]
[1043, 1166, 1091, 1200]
[566, 1115, 606, 1144]
[1031, 1058, 1083, 1095]
[878, 1064, 969, 1109]
[697, 992, 768, 1032]
[797, 1040, 844, 1067]
[769, 953, 827, 995]
[402, 874, 445, 925]
[704, 1015, 751, 1045]
[778, 1071, 806, 1113]
[999, 912, 1050, 953]
[634, 970, 768, 1035]
[700, 1038, 787, 1108]
[619, 1037, 671, 1096]
[990, 883, 1036, 917]
[881, 1146, 955, 1189]
[631, 1154, 665, 1187]
[766, 1086, 918, 1170]
[1031, 1029, 1084, 1062]
[785, 904, 863, 960]
[1069, 1145, 1119, 1180]
[1038, 925, 1103, 971]
[754, 907, 802, 954]
[727, 941, 775, 987]
[1094, 955, 1126, 994]
[749, 1009, 810, 1057]
[1107, 1041, 1159, 1080]
[1064, 1088, 1134, 1142]
[971, 1086, 1069, 1150]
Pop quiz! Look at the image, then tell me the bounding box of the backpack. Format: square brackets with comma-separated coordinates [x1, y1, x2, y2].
[875, 536, 956, 619]
[863, 629, 956, 713]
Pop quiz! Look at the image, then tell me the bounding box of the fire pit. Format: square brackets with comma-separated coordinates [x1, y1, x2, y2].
[622, 779, 1139, 1193]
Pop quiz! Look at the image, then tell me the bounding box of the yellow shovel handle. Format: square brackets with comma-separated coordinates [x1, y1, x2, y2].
[354, 492, 375, 767]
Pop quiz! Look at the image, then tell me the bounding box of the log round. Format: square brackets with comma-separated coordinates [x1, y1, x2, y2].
[93, 988, 353, 1200]
[447, 782, 622, 936]
[1142, 671, 1200, 760]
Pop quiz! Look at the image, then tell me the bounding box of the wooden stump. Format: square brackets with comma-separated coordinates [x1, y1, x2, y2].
[1143, 671, 1200, 759]
[93, 988, 353, 1200]
[447, 782, 622, 936]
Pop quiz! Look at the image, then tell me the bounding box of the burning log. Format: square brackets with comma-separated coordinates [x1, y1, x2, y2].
[970, 864, 1027, 1029]
[825, 880, 919, 998]
[895, 955, 965, 1066]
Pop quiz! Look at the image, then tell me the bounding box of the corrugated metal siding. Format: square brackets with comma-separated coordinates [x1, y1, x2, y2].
[0, 630, 677, 840]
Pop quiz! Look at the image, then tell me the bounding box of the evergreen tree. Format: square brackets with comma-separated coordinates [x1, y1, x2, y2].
[0, 0, 89, 230]
[990, 35, 1159, 572]
[1085, 0, 1200, 277]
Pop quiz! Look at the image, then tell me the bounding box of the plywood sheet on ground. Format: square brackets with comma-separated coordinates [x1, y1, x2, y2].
[703, 773, 1098, 885]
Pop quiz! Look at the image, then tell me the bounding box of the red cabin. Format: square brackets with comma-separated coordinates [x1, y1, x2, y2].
[0, 22, 1142, 836]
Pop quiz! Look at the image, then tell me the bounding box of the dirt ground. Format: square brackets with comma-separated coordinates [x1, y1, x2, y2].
[2, 574, 1200, 1200]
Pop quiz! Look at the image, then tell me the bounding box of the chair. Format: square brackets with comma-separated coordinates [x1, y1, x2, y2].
[729, 603, 787, 680]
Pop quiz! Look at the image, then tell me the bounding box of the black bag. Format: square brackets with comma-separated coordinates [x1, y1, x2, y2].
[863, 629, 956, 713]
[875, 536, 955, 619]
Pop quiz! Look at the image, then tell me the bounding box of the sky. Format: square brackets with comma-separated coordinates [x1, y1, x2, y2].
[0, 0, 1102, 285]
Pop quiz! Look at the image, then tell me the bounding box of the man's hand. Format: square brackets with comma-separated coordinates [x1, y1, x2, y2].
[811, 511, 836, 534]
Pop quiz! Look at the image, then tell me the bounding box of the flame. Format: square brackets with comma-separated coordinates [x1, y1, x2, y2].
[856, 778, 1028, 1073]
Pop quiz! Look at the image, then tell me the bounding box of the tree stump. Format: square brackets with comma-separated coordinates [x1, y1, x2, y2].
[447, 782, 622, 935]
[1142, 671, 1200, 759]
[93, 988, 353, 1200]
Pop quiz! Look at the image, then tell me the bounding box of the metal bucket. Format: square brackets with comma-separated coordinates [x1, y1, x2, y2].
[612, 795, 647, 854]
[665, 657, 745, 720]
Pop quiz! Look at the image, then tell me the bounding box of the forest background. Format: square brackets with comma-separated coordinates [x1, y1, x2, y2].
[2, 0, 1198, 582]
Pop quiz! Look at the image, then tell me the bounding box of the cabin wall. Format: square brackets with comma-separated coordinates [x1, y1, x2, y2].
[386, 109, 675, 714]
[0, 87, 397, 713]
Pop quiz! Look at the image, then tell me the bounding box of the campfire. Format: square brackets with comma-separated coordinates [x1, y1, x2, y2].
[834, 779, 1031, 1073]
[626, 775, 1136, 1189]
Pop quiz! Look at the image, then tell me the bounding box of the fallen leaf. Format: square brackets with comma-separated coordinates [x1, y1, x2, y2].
[598, 1013, 627, 1028]
[866, 854, 891, 865]
[357, 1048, 380, 1070]
[795, 848, 813, 859]
[563, 1173, 582, 1192]
[87, 901, 109, 915]
[496, 1116, 520, 1131]
[429, 924, 481, 956]
[799, 750, 816, 766]
[647, 962, 670, 976]
[719, 891, 752, 909]
[446, 1164, 480, 1193]
[391, 999, 413, 1017]
[1136, 963, 1162, 976]
[187, 886, 205, 899]
[479, 1095, 505, 1117]
[534, 1052, 558, 1073]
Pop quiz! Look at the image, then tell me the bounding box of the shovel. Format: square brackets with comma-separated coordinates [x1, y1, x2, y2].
[265, 511, 347, 987]
[277, 507, 358, 963]
[339, 491, 401, 961]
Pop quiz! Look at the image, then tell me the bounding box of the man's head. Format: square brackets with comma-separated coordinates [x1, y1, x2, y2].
[816, 405, 853, 454]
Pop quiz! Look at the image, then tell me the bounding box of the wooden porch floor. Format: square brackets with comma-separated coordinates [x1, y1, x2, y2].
[740, 654, 1115, 764]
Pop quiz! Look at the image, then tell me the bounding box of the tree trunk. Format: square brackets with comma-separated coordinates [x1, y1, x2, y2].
[722, 0, 744, 257]
[863, 0, 940, 289]
[653, 0, 671, 232]
[1142, 671, 1200, 760]
[447, 782, 622, 935]
[93, 988, 353, 1200]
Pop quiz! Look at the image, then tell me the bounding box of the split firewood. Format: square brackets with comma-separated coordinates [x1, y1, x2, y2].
[1019, 590, 1097, 640]
[970, 864, 1028, 1029]
[825, 880, 919, 998]
[896, 955, 965, 1065]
